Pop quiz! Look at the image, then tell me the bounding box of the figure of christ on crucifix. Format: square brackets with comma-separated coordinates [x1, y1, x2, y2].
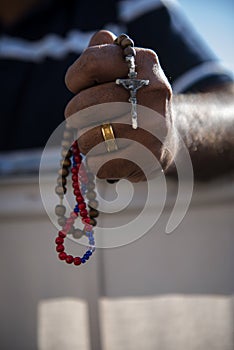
[116, 77, 149, 129]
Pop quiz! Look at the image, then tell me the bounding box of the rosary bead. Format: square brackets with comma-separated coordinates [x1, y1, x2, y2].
[80, 209, 88, 217]
[65, 124, 74, 131]
[78, 203, 86, 210]
[63, 223, 71, 232]
[67, 225, 75, 235]
[55, 135, 96, 267]
[55, 204, 66, 216]
[86, 190, 96, 200]
[60, 158, 71, 168]
[72, 228, 84, 239]
[71, 167, 77, 174]
[58, 252, 67, 260]
[55, 185, 66, 195]
[87, 172, 95, 181]
[114, 33, 128, 45]
[57, 176, 67, 186]
[88, 199, 99, 209]
[89, 208, 99, 218]
[66, 217, 74, 225]
[58, 230, 66, 238]
[63, 130, 73, 140]
[72, 174, 78, 182]
[74, 257, 82, 265]
[121, 37, 134, 48]
[61, 149, 72, 158]
[87, 182, 95, 191]
[74, 155, 82, 163]
[55, 236, 64, 245]
[73, 189, 81, 197]
[61, 140, 71, 149]
[89, 218, 97, 226]
[76, 195, 84, 203]
[124, 46, 136, 57]
[65, 255, 74, 264]
[56, 244, 65, 252]
[85, 223, 93, 231]
[58, 168, 69, 177]
[58, 217, 67, 227]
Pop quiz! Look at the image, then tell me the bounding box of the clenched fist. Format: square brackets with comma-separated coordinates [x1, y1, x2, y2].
[64, 30, 173, 182]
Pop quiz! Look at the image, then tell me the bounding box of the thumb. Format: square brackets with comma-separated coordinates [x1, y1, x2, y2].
[88, 30, 117, 47]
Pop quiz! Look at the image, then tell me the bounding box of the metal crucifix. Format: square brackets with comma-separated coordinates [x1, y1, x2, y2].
[116, 56, 149, 129]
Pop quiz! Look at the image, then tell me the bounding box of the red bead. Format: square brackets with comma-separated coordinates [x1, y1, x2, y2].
[78, 203, 86, 210]
[56, 244, 65, 252]
[55, 237, 64, 245]
[74, 257, 82, 265]
[58, 231, 66, 238]
[72, 175, 78, 182]
[74, 189, 81, 196]
[80, 209, 88, 217]
[84, 224, 92, 231]
[82, 217, 90, 224]
[76, 195, 84, 203]
[63, 223, 71, 232]
[71, 168, 77, 174]
[74, 155, 82, 163]
[72, 182, 79, 189]
[58, 252, 67, 260]
[66, 255, 74, 264]
[67, 218, 74, 225]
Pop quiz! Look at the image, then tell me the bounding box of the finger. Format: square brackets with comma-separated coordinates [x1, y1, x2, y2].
[64, 82, 129, 119]
[77, 122, 162, 160]
[77, 123, 133, 156]
[86, 142, 161, 182]
[88, 30, 117, 47]
[65, 81, 170, 128]
[65, 44, 126, 93]
[97, 159, 146, 182]
[65, 46, 160, 94]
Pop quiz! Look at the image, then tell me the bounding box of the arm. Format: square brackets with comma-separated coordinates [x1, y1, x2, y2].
[65, 31, 234, 182]
[166, 84, 234, 180]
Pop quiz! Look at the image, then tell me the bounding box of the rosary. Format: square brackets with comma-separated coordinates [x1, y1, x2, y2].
[54, 34, 149, 266]
[115, 34, 149, 129]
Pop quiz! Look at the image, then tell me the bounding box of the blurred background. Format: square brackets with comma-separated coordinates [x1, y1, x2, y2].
[0, 1, 233, 350]
[179, 0, 234, 73]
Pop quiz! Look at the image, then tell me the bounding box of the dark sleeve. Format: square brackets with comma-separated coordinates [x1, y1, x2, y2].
[116, 0, 233, 92]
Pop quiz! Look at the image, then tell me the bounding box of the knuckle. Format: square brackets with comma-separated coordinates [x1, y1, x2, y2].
[144, 48, 159, 63]
[136, 48, 159, 66]
[64, 65, 74, 91]
[80, 47, 98, 77]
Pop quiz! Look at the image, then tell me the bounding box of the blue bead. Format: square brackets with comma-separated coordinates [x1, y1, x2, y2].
[81, 258, 86, 264]
[85, 231, 92, 237]
[74, 207, 79, 213]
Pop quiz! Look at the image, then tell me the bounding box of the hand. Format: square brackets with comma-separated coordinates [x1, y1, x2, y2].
[64, 30, 172, 182]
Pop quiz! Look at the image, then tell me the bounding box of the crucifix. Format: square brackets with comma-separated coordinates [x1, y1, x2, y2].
[116, 56, 149, 129]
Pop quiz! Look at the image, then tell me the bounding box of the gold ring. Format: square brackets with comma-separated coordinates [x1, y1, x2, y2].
[101, 123, 118, 153]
